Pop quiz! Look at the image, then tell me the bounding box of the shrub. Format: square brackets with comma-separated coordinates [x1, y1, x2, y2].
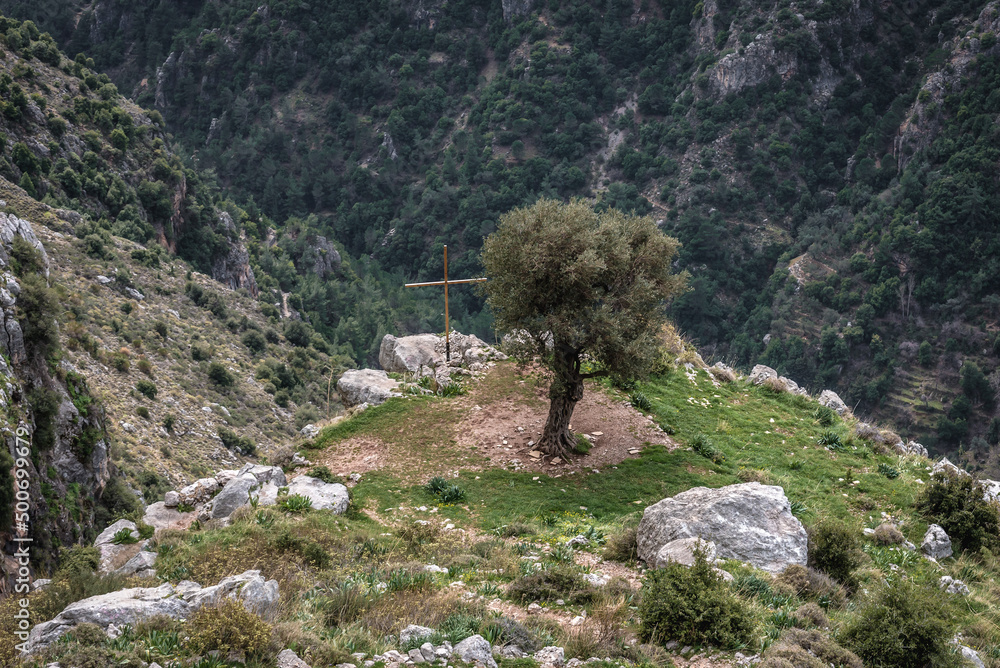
[425, 476, 465, 503]
[807, 520, 862, 585]
[508, 567, 596, 605]
[840, 579, 957, 667]
[603, 527, 638, 562]
[774, 564, 847, 609]
[573, 434, 592, 454]
[917, 472, 999, 554]
[191, 345, 211, 361]
[217, 427, 256, 455]
[638, 550, 756, 649]
[761, 628, 861, 668]
[135, 379, 157, 400]
[162, 414, 176, 432]
[872, 523, 904, 546]
[242, 330, 267, 355]
[813, 405, 836, 427]
[877, 462, 900, 479]
[136, 406, 150, 420]
[110, 351, 130, 373]
[208, 362, 235, 387]
[190, 599, 273, 658]
[18, 273, 60, 359]
[137, 358, 153, 376]
[790, 602, 830, 629]
[629, 391, 652, 412]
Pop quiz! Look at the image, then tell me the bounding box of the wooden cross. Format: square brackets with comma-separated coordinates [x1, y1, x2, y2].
[405, 245, 487, 362]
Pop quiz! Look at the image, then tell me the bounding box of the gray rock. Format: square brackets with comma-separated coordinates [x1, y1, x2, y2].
[818, 390, 849, 415]
[178, 477, 220, 505]
[419, 642, 436, 662]
[960, 645, 985, 668]
[922, 524, 953, 560]
[210, 474, 258, 519]
[454, 635, 497, 668]
[894, 440, 929, 457]
[0, 213, 48, 276]
[163, 491, 180, 507]
[637, 482, 807, 574]
[286, 475, 350, 514]
[534, 646, 565, 667]
[277, 650, 312, 668]
[748, 364, 777, 385]
[300, 423, 320, 438]
[652, 537, 717, 568]
[982, 479, 1000, 504]
[932, 457, 969, 478]
[113, 550, 157, 577]
[408, 648, 426, 664]
[939, 576, 969, 595]
[94, 519, 138, 547]
[142, 502, 192, 533]
[778, 376, 808, 396]
[566, 535, 589, 548]
[400, 624, 435, 644]
[582, 573, 608, 587]
[241, 463, 287, 486]
[31, 579, 51, 591]
[94, 520, 141, 573]
[184, 569, 280, 619]
[502, 0, 534, 21]
[215, 469, 240, 486]
[337, 369, 401, 407]
[379, 334, 443, 373]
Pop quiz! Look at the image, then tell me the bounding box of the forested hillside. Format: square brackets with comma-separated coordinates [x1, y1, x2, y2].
[4, 0, 1000, 470]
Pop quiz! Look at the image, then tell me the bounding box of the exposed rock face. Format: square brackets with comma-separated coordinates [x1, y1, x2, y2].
[0, 213, 48, 276]
[286, 475, 350, 514]
[922, 524, 952, 560]
[818, 389, 849, 415]
[637, 482, 807, 574]
[502, 0, 534, 22]
[211, 213, 259, 297]
[534, 647, 565, 667]
[749, 364, 777, 385]
[932, 457, 969, 478]
[337, 369, 402, 407]
[710, 33, 797, 97]
[208, 473, 258, 519]
[453, 635, 497, 668]
[142, 502, 194, 534]
[277, 649, 312, 668]
[982, 479, 1000, 504]
[652, 537, 717, 568]
[894, 440, 928, 458]
[380, 333, 443, 373]
[26, 570, 280, 651]
[304, 234, 341, 278]
[94, 519, 141, 573]
[178, 477, 220, 505]
[113, 550, 157, 577]
[400, 624, 435, 644]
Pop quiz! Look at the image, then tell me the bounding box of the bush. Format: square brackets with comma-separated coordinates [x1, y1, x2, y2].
[191, 345, 211, 361]
[208, 362, 235, 387]
[918, 472, 999, 554]
[761, 628, 861, 668]
[508, 567, 596, 605]
[603, 527, 638, 562]
[790, 602, 830, 629]
[217, 427, 256, 455]
[691, 433, 725, 463]
[110, 351, 130, 372]
[774, 564, 847, 609]
[307, 466, 342, 484]
[807, 520, 862, 585]
[279, 494, 313, 513]
[242, 330, 267, 355]
[18, 273, 59, 360]
[135, 379, 157, 400]
[638, 550, 756, 649]
[872, 523, 904, 546]
[190, 599, 273, 658]
[840, 579, 958, 667]
[324, 581, 371, 627]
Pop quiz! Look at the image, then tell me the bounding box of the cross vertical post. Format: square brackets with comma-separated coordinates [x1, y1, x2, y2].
[404, 245, 487, 364]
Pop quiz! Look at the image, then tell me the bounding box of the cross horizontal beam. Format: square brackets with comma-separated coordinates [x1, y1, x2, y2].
[404, 277, 487, 288]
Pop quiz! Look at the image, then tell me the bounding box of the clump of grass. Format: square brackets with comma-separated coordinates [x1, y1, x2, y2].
[508, 566, 596, 604]
[603, 527, 638, 562]
[629, 391, 652, 413]
[877, 462, 900, 479]
[817, 430, 843, 450]
[278, 494, 313, 513]
[690, 433, 725, 464]
[110, 528, 138, 545]
[573, 434, 592, 454]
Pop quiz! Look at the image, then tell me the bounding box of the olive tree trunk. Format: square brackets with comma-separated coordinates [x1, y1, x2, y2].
[538, 344, 585, 459]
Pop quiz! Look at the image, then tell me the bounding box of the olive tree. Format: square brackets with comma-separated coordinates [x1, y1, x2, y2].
[481, 199, 687, 458]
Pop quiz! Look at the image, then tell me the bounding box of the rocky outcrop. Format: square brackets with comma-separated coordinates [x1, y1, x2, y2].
[178, 477, 220, 506]
[337, 369, 402, 407]
[818, 389, 849, 415]
[286, 475, 350, 514]
[502, 0, 534, 22]
[94, 519, 142, 574]
[0, 213, 48, 276]
[637, 482, 807, 574]
[379, 331, 506, 376]
[26, 570, 279, 651]
[709, 33, 797, 97]
[211, 212, 259, 297]
[304, 234, 341, 278]
[922, 524, 952, 560]
[932, 457, 969, 478]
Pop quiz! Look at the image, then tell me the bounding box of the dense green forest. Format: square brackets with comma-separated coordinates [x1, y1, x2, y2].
[3, 0, 1000, 469]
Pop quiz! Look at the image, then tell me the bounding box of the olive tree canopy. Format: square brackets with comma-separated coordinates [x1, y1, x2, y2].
[481, 198, 687, 458]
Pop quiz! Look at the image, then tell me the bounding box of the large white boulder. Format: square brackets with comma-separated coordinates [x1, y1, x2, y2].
[209, 474, 259, 520]
[286, 475, 350, 514]
[749, 365, 778, 385]
[818, 389, 849, 415]
[637, 482, 807, 574]
[932, 457, 969, 478]
[337, 369, 401, 407]
[380, 333, 443, 373]
[94, 520, 142, 574]
[652, 537, 718, 568]
[26, 570, 279, 652]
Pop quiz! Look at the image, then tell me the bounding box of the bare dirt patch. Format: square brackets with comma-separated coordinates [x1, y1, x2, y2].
[311, 436, 391, 478]
[457, 370, 675, 475]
